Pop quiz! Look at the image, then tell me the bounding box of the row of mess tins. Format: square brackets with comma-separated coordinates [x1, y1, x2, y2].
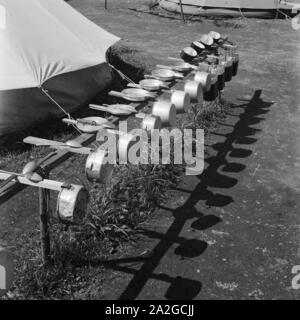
[22, 30, 239, 225]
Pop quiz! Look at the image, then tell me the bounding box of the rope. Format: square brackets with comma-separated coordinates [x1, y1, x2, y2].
[40, 87, 106, 150]
[108, 63, 136, 84]
[272, 1, 295, 20]
[275, 0, 280, 19]
[237, 0, 246, 19]
[38, 62, 139, 149]
[40, 86, 71, 118]
[40, 86, 84, 136]
[276, 8, 292, 19]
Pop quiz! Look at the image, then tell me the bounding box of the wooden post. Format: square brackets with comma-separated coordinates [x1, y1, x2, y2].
[0, 246, 14, 297]
[105, 0, 107, 10]
[178, 0, 185, 23]
[39, 176, 51, 266]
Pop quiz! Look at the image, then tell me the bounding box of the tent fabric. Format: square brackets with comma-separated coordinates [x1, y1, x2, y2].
[160, 0, 300, 16]
[161, 0, 279, 10]
[0, 0, 120, 137]
[0, 63, 114, 136]
[0, 0, 120, 91]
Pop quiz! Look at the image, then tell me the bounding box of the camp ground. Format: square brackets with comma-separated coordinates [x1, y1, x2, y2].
[0, 0, 300, 301]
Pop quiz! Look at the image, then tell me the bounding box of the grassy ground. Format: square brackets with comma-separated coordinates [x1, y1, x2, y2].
[1, 0, 299, 299]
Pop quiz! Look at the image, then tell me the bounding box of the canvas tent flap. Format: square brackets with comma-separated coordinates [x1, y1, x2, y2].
[160, 0, 299, 10]
[0, 0, 120, 91]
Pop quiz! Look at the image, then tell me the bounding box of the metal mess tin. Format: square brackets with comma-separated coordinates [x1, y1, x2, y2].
[180, 47, 198, 62]
[152, 100, 177, 127]
[184, 80, 203, 103]
[85, 148, 114, 184]
[57, 185, 89, 224]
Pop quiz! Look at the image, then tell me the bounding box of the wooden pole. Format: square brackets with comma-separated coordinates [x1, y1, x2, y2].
[0, 246, 14, 297]
[105, 0, 107, 10]
[178, 0, 185, 23]
[39, 176, 51, 266]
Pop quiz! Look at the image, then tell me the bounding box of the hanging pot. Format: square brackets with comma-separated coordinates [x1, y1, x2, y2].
[62, 117, 113, 133]
[190, 41, 206, 54]
[138, 78, 169, 91]
[141, 115, 162, 131]
[218, 72, 225, 91]
[184, 80, 203, 103]
[208, 31, 221, 42]
[109, 89, 155, 102]
[171, 90, 191, 114]
[180, 47, 198, 62]
[57, 185, 89, 224]
[156, 63, 192, 73]
[89, 103, 137, 116]
[0, 247, 14, 297]
[21, 161, 43, 182]
[194, 71, 211, 92]
[203, 75, 218, 101]
[167, 57, 198, 71]
[151, 69, 184, 81]
[122, 88, 156, 99]
[173, 62, 197, 72]
[216, 64, 226, 91]
[85, 148, 114, 184]
[162, 89, 191, 114]
[199, 34, 214, 48]
[152, 100, 177, 127]
[232, 53, 239, 76]
[224, 57, 233, 82]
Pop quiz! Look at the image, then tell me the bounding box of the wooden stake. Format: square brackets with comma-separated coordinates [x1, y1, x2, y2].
[0, 246, 14, 297]
[39, 176, 51, 266]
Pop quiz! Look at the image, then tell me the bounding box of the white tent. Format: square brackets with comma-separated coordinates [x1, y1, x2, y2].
[0, 0, 120, 136]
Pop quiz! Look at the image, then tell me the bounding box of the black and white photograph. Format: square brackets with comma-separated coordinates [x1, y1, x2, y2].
[0, 0, 300, 305]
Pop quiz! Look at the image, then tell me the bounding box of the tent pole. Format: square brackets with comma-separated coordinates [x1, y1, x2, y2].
[39, 174, 51, 266]
[178, 0, 185, 23]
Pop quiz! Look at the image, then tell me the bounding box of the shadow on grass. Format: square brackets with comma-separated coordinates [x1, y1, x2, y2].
[91, 89, 272, 300]
[2, 85, 273, 300]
